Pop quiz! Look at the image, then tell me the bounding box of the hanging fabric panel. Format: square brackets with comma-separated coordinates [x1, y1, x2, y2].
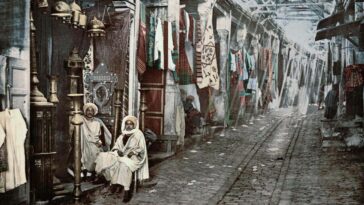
[197, 11, 219, 90]
[176, 9, 195, 85]
[137, 3, 147, 75]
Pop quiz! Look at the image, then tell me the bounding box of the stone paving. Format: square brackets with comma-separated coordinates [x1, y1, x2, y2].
[65, 108, 364, 205]
[75, 109, 291, 205]
[220, 111, 364, 205]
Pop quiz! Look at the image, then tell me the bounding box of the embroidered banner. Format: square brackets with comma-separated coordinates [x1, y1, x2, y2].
[197, 12, 219, 90]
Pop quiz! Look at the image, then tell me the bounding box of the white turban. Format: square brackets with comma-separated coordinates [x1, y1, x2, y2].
[83, 103, 99, 115]
[121, 115, 139, 135]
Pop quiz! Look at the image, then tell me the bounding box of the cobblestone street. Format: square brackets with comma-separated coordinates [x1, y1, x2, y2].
[75, 108, 364, 205]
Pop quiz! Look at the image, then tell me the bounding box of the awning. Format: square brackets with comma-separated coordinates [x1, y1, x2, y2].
[316, 12, 344, 30]
[315, 20, 361, 41]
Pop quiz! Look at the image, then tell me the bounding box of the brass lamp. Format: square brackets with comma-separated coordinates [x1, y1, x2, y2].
[37, 0, 48, 11]
[79, 12, 87, 28]
[70, 0, 81, 28]
[87, 16, 106, 37]
[65, 47, 84, 94]
[51, 1, 72, 23]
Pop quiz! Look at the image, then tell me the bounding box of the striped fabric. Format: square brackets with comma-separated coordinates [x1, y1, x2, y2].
[195, 20, 203, 80]
[176, 9, 195, 85]
[137, 3, 147, 75]
[137, 21, 147, 75]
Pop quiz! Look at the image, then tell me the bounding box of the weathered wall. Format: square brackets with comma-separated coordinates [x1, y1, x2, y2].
[0, 1, 30, 204]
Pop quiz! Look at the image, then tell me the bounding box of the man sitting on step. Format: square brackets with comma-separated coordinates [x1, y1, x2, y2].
[95, 115, 149, 202]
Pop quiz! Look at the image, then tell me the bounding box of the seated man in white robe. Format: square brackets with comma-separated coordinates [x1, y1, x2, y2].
[95, 115, 149, 202]
[80, 103, 111, 182]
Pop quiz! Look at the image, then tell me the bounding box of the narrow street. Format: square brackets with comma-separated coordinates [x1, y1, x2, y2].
[74, 107, 364, 205]
[1, 0, 364, 204]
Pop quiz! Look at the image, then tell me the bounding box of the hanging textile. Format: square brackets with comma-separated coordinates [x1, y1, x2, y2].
[241, 49, 249, 81]
[177, 9, 195, 85]
[197, 12, 220, 90]
[83, 40, 94, 104]
[163, 21, 169, 69]
[137, 3, 147, 75]
[167, 22, 176, 71]
[184, 11, 190, 42]
[195, 20, 203, 82]
[154, 18, 164, 69]
[147, 15, 156, 68]
[0, 109, 27, 193]
[229, 51, 237, 72]
[333, 60, 341, 75]
[188, 14, 195, 43]
[183, 11, 195, 72]
[344, 64, 364, 92]
[95, 10, 130, 88]
[0, 56, 6, 95]
[0, 126, 7, 172]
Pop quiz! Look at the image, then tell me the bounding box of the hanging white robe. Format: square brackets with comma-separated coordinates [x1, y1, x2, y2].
[81, 116, 111, 172]
[95, 116, 149, 190]
[0, 109, 27, 193]
[168, 21, 176, 71]
[154, 18, 164, 69]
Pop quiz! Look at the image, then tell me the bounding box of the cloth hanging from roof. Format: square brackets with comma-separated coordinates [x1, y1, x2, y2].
[229, 51, 237, 72]
[0, 109, 27, 193]
[185, 11, 190, 42]
[0, 126, 7, 172]
[234, 50, 245, 103]
[333, 60, 341, 75]
[344, 64, 364, 92]
[188, 14, 195, 43]
[0, 56, 6, 95]
[167, 22, 176, 71]
[163, 21, 169, 69]
[147, 15, 156, 68]
[197, 12, 220, 90]
[137, 3, 147, 75]
[83, 40, 94, 104]
[154, 18, 164, 69]
[177, 9, 195, 85]
[95, 10, 130, 87]
[195, 20, 203, 81]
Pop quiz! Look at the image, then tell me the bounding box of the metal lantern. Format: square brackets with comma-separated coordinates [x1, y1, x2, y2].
[51, 1, 72, 23]
[70, 0, 81, 28]
[37, 0, 48, 10]
[79, 12, 87, 29]
[47, 75, 60, 104]
[65, 47, 84, 94]
[87, 16, 106, 37]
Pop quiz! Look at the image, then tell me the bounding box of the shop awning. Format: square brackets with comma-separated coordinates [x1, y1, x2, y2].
[316, 12, 344, 30]
[315, 20, 361, 41]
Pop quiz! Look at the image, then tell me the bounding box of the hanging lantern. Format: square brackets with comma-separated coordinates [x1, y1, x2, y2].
[70, 0, 81, 28]
[79, 12, 87, 29]
[51, 1, 72, 23]
[37, 0, 48, 9]
[65, 47, 84, 71]
[87, 16, 106, 37]
[65, 48, 84, 94]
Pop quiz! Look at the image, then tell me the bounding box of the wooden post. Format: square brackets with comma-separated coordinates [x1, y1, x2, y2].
[68, 94, 84, 202]
[139, 88, 148, 132]
[112, 88, 123, 148]
[30, 11, 56, 204]
[47, 75, 59, 104]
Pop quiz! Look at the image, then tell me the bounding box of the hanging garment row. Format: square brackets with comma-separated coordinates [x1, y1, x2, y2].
[0, 108, 27, 193]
